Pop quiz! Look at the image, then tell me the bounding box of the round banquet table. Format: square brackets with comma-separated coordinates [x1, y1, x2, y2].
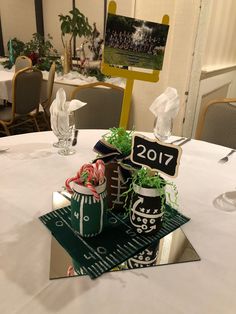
[0, 130, 236, 314]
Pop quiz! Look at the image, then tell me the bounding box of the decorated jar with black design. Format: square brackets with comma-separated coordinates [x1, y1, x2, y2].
[130, 183, 165, 235]
[127, 242, 159, 269]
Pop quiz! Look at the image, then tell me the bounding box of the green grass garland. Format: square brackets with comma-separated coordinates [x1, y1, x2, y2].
[122, 167, 179, 221]
[103, 127, 133, 156]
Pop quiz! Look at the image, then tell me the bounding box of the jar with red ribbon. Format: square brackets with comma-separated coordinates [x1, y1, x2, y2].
[65, 160, 108, 237]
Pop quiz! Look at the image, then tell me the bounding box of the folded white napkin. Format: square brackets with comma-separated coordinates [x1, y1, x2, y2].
[50, 88, 86, 137]
[149, 87, 180, 141]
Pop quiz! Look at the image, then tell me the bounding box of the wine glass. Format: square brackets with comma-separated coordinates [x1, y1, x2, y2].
[58, 113, 77, 156]
[51, 113, 66, 148]
[153, 116, 173, 142]
[53, 136, 65, 148]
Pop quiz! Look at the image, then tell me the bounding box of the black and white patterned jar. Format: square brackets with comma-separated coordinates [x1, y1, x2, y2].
[127, 242, 159, 269]
[129, 183, 165, 235]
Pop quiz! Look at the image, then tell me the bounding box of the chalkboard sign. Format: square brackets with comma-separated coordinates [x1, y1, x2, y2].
[131, 134, 182, 177]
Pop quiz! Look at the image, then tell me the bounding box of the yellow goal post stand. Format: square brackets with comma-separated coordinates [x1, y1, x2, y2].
[101, 0, 169, 129]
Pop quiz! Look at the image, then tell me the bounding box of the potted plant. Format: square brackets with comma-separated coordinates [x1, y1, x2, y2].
[23, 33, 58, 68]
[59, 7, 92, 73]
[93, 127, 134, 211]
[2, 34, 60, 72]
[124, 167, 178, 235]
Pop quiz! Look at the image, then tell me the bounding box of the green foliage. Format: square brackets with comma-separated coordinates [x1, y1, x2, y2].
[7, 37, 25, 60]
[23, 33, 57, 57]
[104, 46, 164, 70]
[80, 170, 89, 184]
[59, 7, 92, 42]
[103, 128, 133, 156]
[123, 167, 178, 215]
[2, 33, 62, 72]
[1, 38, 25, 68]
[37, 56, 62, 72]
[82, 67, 109, 82]
[132, 167, 166, 189]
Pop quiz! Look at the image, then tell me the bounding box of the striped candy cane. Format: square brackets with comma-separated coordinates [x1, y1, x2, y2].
[65, 160, 105, 199]
[95, 159, 105, 185]
[65, 176, 79, 194]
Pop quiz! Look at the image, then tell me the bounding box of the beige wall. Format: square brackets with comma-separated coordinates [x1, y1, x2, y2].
[43, 0, 105, 54]
[1, 0, 36, 54]
[183, 0, 236, 137]
[130, 0, 201, 133]
[203, 0, 236, 68]
[42, 0, 135, 55]
[112, 0, 136, 16]
[0, 0, 203, 135]
[42, 0, 72, 54]
[75, 0, 105, 38]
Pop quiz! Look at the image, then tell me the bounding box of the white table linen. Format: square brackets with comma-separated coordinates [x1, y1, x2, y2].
[44, 70, 125, 87]
[0, 68, 125, 104]
[0, 70, 14, 102]
[0, 130, 236, 314]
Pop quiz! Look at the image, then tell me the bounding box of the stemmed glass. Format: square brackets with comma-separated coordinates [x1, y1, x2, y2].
[53, 136, 65, 148]
[51, 113, 66, 148]
[153, 116, 173, 142]
[58, 113, 77, 156]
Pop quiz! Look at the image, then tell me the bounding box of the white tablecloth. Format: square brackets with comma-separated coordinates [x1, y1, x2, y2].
[0, 68, 125, 105]
[0, 70, 14, 102]
[50, 71, 125, 88]
[0, 131, 236, 314]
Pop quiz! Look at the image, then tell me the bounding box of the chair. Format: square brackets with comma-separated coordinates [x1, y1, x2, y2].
[0, 67, 42, 136]
[71, 82, 124, 129]
[15, 55, 32, 72]
[41, 62, 56, 126]
[195, 98, 236, 148]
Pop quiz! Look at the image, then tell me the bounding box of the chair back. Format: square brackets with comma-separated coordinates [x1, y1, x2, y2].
[12, 67, 42, 115]
[46, 62, 56, 103]
[195, 98, 236, 148]
[15, 56, 32, 72]
[71, 82, 124, 129]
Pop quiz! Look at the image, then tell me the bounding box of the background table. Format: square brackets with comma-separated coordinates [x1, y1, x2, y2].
[0, 130, 236, 314]
[0, 67, 125, 105]
[0, 70, 14, 102]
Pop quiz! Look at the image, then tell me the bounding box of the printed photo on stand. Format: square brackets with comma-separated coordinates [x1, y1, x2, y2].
[104, 13, 169, 70]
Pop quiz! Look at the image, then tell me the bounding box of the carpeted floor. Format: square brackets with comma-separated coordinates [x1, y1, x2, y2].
[0, 111, 50, 137]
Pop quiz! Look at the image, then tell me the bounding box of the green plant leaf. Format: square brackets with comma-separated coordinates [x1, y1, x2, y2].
[59, 6, 92, 40]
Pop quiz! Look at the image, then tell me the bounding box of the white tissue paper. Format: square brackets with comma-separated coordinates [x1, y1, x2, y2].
[149, 87, 180, 141]
[50, 88, 87, 138]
